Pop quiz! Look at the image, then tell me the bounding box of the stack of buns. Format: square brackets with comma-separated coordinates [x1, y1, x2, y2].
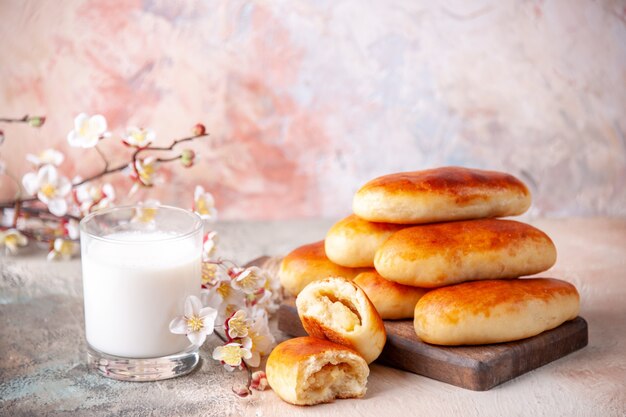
[269, 166, 581, 405]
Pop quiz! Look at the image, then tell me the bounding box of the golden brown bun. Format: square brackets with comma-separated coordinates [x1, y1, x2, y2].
[325, 214, 407, 267]
[266, 337, 369, 405]
[353, 271, 428, 320]
[296, 277, 386, 363]
[353, 167, 531, 224]
[414, 278, 580, 345]
[375, 219, 556, 288]
[279, 241, 368, 296]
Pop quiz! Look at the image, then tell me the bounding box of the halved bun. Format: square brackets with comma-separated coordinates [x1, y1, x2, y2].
[266, 337, 369, 405]
[296, 277, 386, 363]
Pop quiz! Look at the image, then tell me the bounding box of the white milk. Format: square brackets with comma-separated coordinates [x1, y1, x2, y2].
[82, 231, 201, 358]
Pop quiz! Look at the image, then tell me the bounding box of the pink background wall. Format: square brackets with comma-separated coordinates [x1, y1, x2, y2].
[1, 0, 625, 220]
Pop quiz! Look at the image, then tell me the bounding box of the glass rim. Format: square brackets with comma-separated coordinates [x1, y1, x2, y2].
[79, 204, 203, 244]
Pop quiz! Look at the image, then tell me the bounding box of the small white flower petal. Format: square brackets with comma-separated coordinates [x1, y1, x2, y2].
[22, 172, 39, 195]
[67, 130, 81, 147]
[26, 153, 39, 165]
[189, 295, 203, 315]
[194, 185, 205, 200]
[39, 164, 58, 184]
[82, 135, 100, 148]
[74, 113, 89, 131]
[56, 176, 72, 196]
[16, 233, 28, 246]
[187, 330, 207, 347]
[241, 337, 253, 350]
[169, 317, 188, 334]
[47, 198, 68, 216]
[184, 297, 195, 317]
[199, 306, 218, 320]
[247, 351, 261, 368]
[89, 114, 108, 134]
[53, 238, 63, 252]
[102, 183, 115, 200]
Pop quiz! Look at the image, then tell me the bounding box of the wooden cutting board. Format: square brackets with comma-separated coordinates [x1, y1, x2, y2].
[248, 256, 588, 391]
[278, 297, 588, 392]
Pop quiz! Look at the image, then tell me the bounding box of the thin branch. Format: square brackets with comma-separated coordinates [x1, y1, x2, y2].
[19, 206, 81, 221]
[71, 163, 128, 188]
[94, 144, 109, 171]
[214, 330, 228, 344]
[137, 133, 205, 154]
[0, 115, 29, 123]
[155, 155, 182, 163]
[241, 361, 253, 391]
[12, 201, 20, 228]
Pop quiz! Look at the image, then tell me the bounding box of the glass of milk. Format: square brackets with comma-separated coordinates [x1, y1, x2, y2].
[80, 205, 203, 381]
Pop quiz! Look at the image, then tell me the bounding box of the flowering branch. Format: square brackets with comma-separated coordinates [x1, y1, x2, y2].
[0, 113, 214, 258]
[0, 115, 46, 127]
[69, 132, 207, 189]
[169, 253, 279, 397]
[212, 324, 254, 394]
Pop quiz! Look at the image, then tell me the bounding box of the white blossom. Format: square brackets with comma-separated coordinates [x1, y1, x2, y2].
[0, 229, 28, 254]
[130, 199, 160, 223]
[226, 310, 252, 339]
[246, 314, 275, 367]
[133, 157, 159, 187]
[26, 149, 64, 166]
[202, 231, 219, 260]
[201, 278, 246, 324]
[212, 337, 253, 371]
[231, 266, 268, 295]
[47, 238, 78, 261]
[193, 185, 218, 221]
[67, 113, 109, 148]
[122, 126, 155, 148]
[74, 182, 115, 214]
[169, 295, 218, 347]
[22, 165, 71, 216]
[64, 219, 80, 240]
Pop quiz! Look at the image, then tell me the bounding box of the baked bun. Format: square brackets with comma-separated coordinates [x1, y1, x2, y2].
[279, 241, 367, 296]
[353, 167, 531, 224]
[325, 214, 407, 268]
[414, 278, 580, 345]
[296, 277, 386, 363]
[353, 271, 428, 320]
[375, 219, 556, 288]
[266, 337, 369, 405]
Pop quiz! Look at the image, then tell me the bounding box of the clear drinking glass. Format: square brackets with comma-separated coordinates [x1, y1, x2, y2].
[80, 205, 203, 381]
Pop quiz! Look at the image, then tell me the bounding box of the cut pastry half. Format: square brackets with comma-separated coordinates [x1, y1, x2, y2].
[265, 337, 369, 406]
[296, 277, 386, 363]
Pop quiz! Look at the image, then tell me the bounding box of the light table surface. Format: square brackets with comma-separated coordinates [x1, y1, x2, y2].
[1, 218, 625, 416]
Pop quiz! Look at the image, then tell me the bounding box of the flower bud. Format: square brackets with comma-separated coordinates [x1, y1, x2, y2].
[180, 149, 195, 167]
[232, 382, 251, 398]
[251, 371, 269, 391]
[28, 116, 46, 128]
[193, 123, 206, 136]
